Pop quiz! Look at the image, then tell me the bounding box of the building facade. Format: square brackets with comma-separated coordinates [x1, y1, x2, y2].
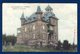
[17, 5, 58, 48]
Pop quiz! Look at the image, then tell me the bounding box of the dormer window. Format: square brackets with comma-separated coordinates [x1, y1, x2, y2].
[28, 18, 31, 21]
[33, 17, 35, 19]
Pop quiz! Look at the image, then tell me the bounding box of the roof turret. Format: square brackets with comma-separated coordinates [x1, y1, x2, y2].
[45, 5, 53, 11]
[37, 6, 42, 12]
[21, 12, 25, 18]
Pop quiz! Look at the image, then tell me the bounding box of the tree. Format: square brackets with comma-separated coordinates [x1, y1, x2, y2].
[56, 41, 62, 50]
[2, 34, 17, 46]
[6, 35, 17, 46]
[63, 40, 69, 50]
[6, 35, 12, 45]
[11, 35, 17, 46]
[2, 34, 6, 45]
[69, 43, 72, 49]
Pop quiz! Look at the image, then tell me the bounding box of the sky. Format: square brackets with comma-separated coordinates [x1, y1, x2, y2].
[2, 3, 77, 44]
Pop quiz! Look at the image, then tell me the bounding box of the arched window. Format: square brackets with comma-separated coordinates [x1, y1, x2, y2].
[50, 26, 53, 30]
[25, 27, 27, 32]
[33, 25, 35, 30]
[42, 25, 45, 29]
[33, 34, 35, 39]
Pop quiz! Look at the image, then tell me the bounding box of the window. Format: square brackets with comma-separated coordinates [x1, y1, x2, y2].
[25, 27, 27, 32]
[17, 30, 21, 33]
[33, 25, 35, 30]
[43, 34, 45, 39]
[17, 28, 21, 33]
[50, 26, 53, 30]
[42, 25, 45, 29]
[33, 34, 35, 39]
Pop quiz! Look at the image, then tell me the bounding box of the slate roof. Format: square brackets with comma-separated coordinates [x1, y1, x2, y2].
[21, 5, 58, 24]
[37, 6, 42, 12]
[45, 5, 53, 11]
[43, 12, 55, 22]
[21, 12, 25, 18]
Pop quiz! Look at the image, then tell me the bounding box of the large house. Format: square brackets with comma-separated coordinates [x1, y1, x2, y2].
[17, 5, 58, 48]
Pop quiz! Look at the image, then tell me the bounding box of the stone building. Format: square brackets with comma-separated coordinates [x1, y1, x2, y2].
[17, 5, 58, 48]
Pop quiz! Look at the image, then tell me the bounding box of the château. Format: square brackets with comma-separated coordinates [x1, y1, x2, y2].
[17, 5, 58, 48]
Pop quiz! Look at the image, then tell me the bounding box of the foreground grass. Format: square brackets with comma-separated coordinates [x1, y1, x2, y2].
[2, 45, 77, 52]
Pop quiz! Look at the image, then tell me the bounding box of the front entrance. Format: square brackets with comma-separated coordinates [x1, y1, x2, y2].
[37, 41, 43, 48]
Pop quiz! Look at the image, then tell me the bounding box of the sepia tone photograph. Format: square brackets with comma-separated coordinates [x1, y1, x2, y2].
[2, 3, 77, 52]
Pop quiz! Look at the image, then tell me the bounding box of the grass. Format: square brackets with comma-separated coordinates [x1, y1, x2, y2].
[2, 45, 77, 52]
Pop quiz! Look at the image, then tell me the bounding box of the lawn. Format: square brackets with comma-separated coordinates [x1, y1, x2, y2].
[2, 45, 77, 52]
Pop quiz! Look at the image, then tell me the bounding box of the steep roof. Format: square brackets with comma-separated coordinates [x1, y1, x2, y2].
[21, 5, 58, 24]
[42, 12, 56, 22]
[25, 13, 37, 23]
[21, 12, 25, 18]
[29, 13, 37, 18]
[45, 5, 53, 11]
[37, 6, 42, 12]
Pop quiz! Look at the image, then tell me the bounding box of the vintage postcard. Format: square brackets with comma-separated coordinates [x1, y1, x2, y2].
[2, 3, 77, 52]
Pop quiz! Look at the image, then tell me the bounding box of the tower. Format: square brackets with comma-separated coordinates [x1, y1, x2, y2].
[36, 6, 43, 21]
[20, 13, 26, 26]
[45, 5, 53, 12]
[45, 5, 58, 47]
[17, 5, 58, 48]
